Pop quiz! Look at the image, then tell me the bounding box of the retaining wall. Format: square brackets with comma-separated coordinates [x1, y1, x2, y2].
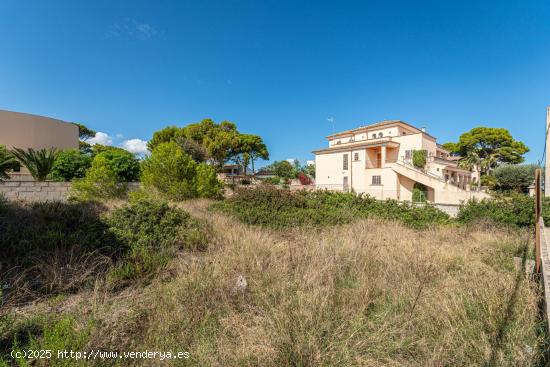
[0, 181, 141, 202]
[0, 181, 71, 202]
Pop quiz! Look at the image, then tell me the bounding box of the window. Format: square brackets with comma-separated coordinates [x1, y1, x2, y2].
[378, 132, 383, 138]
[402, 131, 407, 135]
[372, 175, 381, 185]
[353, 152, 359, 161]
[343, 154, 348, 170]
[371, 133, 376, 139]
[405, 150, 412, 159]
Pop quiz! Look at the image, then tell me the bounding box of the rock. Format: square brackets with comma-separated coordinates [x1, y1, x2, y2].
[233, 275, 248, 293]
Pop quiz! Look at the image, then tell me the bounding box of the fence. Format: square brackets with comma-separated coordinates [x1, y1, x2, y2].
[533, 169, 550, 332]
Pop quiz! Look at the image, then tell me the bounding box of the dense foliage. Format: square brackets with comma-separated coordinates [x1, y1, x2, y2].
[49, 149, 92, 181]
[212, 186, 449, 229]
[70, 154, 128, 202]
[91, 146, 140, 182]
[10, 148, 59, 181]
[457, 192, 550, 227]
[141, 141, 222, 200]
[0, 194, 208, 305]
[0, 145, 19, 181]
[443, 127, 529, 176]
[412, 150, 427, 169]
[147, 119, 269, 172]
[105, 196, 208, 281]
[493, 164, 538, 192]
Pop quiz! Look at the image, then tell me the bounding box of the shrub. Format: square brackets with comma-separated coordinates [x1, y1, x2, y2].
[10, 148, 59, 181]
[141, 142, 222, 200]
[94, 149, 140, 182]
[297, 172, 313, 185]
[493, 164, 538, 192]
[196, 163, 222, 197]
[239, 178, 251, 185]
[0, 145, 19, 181]
[49, 149, 92, 181]
[262, 176, 281, 185]
[105, 197, 208, 281]
[457, 192, 550, 227]
[70, 155, 127, 202]
[412, 150, 427, 169]
[0, 200, 120, 304]
[141, 142, 198, 200]
[212, 186, 449, 229]
[480, 174, 497, 189]
[412, 182, 428, 202]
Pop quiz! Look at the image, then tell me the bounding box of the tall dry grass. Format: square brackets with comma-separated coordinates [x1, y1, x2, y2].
[4, 199, 544, 366]
[58, 199, 543, 367]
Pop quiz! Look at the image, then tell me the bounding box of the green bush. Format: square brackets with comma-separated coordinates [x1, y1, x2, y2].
[105, 196, 208, 281]
[0, 145, 19, 181]
[262, 176, 280, 185]
[457, 192, 550, 227]
[141, 141, 221, 200]
[94, 149, 140, 182]
[196, 163, 223, 198]
[49, 149, 92, 181]
[70, 155, 127, 202]
[493, 164, 538, 192]
[412, 150, 427, 169]
[1, 316, 91, 366]
[212, 186, 449, 229]
[480, 174, 497, 189]
[0, 200, 121, 303]
[412, 182, 428, 202]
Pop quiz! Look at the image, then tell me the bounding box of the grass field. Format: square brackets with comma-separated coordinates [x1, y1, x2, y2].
[2, 198, 546, 366]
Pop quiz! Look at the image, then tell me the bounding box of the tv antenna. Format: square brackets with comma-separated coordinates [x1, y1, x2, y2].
[327, 117, 335, 132]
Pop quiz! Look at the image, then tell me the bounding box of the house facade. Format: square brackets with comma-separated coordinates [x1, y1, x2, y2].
[313, 120, 488, 205]
[0, 110, 79, 179]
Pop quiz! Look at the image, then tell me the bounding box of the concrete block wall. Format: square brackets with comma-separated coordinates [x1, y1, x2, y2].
[0, 181, 71, 202]
[0, 181, 142, 202]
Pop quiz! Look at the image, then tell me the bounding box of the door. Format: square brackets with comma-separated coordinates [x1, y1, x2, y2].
[343, 176, 349, 192]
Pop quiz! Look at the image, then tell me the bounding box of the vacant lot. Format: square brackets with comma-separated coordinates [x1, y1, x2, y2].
[1, 194, 546, 366]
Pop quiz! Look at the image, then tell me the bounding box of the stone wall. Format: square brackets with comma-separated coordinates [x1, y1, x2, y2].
[0, 181, 71, 202]
[0, 181, 142, 202]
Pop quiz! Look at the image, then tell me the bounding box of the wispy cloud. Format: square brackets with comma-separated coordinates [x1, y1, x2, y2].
[108, 19, 159, 40]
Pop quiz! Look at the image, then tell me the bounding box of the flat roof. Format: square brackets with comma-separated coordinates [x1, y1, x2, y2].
[326, 120, 436, 140]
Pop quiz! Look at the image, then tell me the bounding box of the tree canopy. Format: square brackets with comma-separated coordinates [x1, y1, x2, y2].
[443, 127, 529, 175]
[147, 119, 269, 173]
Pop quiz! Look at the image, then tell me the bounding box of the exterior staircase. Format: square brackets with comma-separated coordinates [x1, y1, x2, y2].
[389, 161, 489, 205]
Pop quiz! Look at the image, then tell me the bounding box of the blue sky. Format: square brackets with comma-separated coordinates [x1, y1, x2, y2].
[1, 0, 550, 165]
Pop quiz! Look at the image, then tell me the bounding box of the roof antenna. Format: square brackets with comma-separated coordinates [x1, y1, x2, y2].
[327, 117, 335, 133]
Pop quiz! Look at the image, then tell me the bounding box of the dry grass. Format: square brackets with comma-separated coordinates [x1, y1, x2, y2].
[4, 199, 546, 366]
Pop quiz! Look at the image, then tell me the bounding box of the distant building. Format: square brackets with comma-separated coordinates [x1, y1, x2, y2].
[313, 120, 488, 205]
[0, 110, 79, 179]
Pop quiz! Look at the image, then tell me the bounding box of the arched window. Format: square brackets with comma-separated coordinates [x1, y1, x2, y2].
[378, 132, 383, 138]
[371, 134, 376, 139]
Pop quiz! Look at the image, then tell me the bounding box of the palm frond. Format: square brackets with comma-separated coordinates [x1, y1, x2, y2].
[11, 148, 59, 181]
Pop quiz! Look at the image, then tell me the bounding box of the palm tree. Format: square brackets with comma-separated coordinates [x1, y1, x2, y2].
[0, 147, 19, 181]
[458, 151, 483, 186]
[11, 148, 59, 181]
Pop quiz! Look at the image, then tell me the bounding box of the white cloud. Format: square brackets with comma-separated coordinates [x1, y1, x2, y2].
[88, 132, 113, 146]
[286, 158, 297, 164]
[115, 133, 124, 139]
[121, 139, 149, 155]
[306, 160, 315, 166]
[109, 19, 159, 40]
